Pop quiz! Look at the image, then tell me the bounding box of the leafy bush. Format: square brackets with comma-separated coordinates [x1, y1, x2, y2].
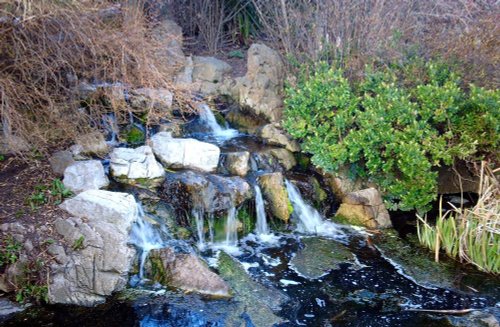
[284, 62, 499, 212]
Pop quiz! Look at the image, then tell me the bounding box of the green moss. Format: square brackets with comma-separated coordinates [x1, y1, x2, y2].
[237, 207, 254, 235]
[122, 125, 145, 145]
[295, 153, 311, 170]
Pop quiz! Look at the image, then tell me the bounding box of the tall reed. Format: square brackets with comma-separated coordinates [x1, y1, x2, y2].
[417, 162, 499, 274]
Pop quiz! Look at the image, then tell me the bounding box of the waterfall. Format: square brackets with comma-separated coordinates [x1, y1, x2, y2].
[198, 104, 238, 140]
[255, 185, 269, 235]
[225, 207, 238, 246]
[285, 180, 346, 240]
[129, 204, 164, 279]
[102, 113, 119, 146]
[193, 209, 206, 250]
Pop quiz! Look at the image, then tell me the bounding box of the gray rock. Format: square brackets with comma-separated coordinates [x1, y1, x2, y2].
[129, 88, 173, 111]
[150, 132, 220, 172]
[161, 170, 251, 213]
[335, 188, 391, 228]
[0, 298, 23, 320]
[147, 247, 231, 298]
[192, 56, 232, 95]
[63, 160, 109, 194]
[50, 190, 138, 306]
[257, 124, 300, 152]
[235, 44, 284, 122]
[110, 146, 165, 188]
[49, 150, 75, 176]
[75, 132, 109, 156]
[152, 19, 187, 77]
[257, 172, 291, 222]
[224, 151, 250, 177]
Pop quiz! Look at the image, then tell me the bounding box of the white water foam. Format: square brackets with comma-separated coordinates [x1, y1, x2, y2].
[285, 180, 346, 240]
[198, 104, 238, 140]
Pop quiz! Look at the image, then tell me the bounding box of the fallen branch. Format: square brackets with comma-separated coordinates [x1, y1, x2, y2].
[404, 308, 477, 315]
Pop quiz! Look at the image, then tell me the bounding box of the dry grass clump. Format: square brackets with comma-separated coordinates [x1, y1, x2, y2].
[418, 162, 500, 274]
[0, 0, 190, 155]
[249, 0, 498, 84]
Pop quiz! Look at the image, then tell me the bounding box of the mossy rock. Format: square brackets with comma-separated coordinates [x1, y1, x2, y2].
[217, 251, 286, 326]
[289, 237, 358, 279]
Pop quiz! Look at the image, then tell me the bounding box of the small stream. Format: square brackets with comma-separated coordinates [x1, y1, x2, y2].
[3, 104, 499, 327]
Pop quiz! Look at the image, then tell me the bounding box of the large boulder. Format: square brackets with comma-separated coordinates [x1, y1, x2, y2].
[147, 247, 230, 298]
[161, 171, 251, 213]
[257, 172, 291, 222]
[49, 190, 138, 306]
[110, 146, 165, 188]
[235, 44, 285, 122]
[192, 56, 232, 95]
[63, 160, 109, 194]
[335, 188, 391, 229]
[150, 132, 220, 172]
[257, 124, 300, 152]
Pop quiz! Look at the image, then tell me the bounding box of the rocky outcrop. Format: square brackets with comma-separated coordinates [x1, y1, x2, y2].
[110, 146, 165, 188]
[129, 88, 173, 111]
[192, 56, 232, 95]
[63, 160, 109, 194]
[49, 190, 138, 306]
[152, 19, 187, 78]
[222, 151, 250, 177]
[49, 150, 75, 176]
[150, 132, 220, 172]
[235, 44, 285, 122]
[257, 172, 291, 222]
[437, 163, 480, 194]
[147, 247, 231, 298]
[335, 188, 391, 229]
[162, 171, 251, 213]
[257, 124, 300, 152]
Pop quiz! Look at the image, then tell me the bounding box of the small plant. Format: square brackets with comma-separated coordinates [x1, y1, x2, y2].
[50, 179, 73, 204]
[27, 179, 73, 209]
[228, 50, 245, 59]
[15, 258, 49, 304]
[72, 236, 85, 251]
[0, 236, 22, 268]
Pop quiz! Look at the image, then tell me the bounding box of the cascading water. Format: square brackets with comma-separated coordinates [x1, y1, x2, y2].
[198, 104, 238, 140]
[255, 185, 269, 235]
[211, 207, 241, 255]
[225, 207, 238, 246]
[285, 180, 346, 240]
[193, 209, 206, 250]
[129, 204, 165, 280]
[102, 113, 119, 146]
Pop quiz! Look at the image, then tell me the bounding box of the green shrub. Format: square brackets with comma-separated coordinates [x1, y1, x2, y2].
[284, 61, 499, 212]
